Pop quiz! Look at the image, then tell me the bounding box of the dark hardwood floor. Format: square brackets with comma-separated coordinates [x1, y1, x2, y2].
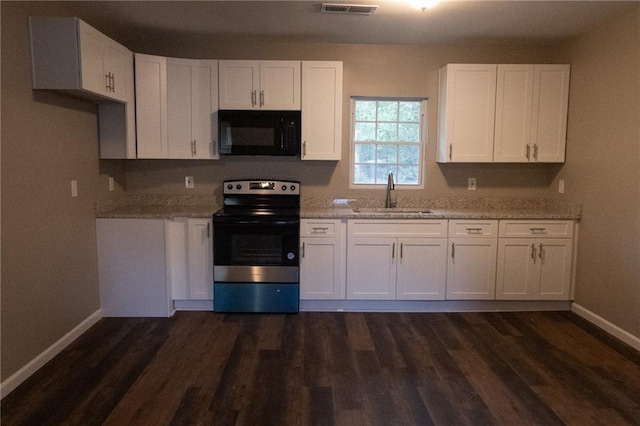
[2, 311, 640, 425]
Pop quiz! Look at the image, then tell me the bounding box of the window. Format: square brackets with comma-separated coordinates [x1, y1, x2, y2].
[351, 97, 427, 188]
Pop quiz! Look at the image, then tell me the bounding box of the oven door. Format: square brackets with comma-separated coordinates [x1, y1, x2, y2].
[213, 215, 300, 313]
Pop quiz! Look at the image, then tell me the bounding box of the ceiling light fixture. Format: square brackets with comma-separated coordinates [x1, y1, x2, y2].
[407, 0, 440, 12]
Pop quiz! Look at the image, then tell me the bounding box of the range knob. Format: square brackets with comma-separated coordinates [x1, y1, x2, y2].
[236, 184, 242, 190]
[290, 185, 296, 191]
[282, 185, 287, 191]
[227, 184, 233, 190]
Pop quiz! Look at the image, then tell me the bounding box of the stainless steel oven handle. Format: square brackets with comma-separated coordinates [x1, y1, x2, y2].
[214, 218, 300, 226]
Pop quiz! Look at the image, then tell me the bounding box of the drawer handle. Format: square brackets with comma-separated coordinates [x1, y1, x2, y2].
[311, 227, 329, 233]
[529, 227, 547, 234]
[466, 228, 483, 234]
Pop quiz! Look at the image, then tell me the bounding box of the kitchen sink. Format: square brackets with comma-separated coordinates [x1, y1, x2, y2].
[352, 207, 433, 214]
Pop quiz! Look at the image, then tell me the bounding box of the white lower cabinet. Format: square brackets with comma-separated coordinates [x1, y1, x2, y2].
[347, 220, 448, 300]
[97, 219, 172, 317]
[496, 220, 574, 300]
[168, 218, 214, 305]
[300, 219, 346, 299]
[446, 220, 498, 300]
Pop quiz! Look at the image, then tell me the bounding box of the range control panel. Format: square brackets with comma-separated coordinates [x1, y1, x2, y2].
[223, 180, 300, 195]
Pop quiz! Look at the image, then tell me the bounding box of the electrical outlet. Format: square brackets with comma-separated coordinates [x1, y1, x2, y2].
[108, 176, 115, 192]
[468, 177, 477, 191]
[559, 179, 565, 194]
[185, 176, 194, 189]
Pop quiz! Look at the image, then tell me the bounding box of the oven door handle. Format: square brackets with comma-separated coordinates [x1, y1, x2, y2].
[214, 218, 300, 226]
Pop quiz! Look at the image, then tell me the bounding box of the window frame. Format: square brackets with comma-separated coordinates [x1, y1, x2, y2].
[349, 97, 428, 190]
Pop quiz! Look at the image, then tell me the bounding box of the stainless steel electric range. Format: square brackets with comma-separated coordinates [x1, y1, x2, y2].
[213, 180, 300, 313]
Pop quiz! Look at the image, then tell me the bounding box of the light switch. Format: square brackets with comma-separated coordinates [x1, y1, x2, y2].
[71, 180, 78, 197]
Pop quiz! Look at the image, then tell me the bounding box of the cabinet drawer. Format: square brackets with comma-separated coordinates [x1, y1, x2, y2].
[301, 219, 343, 237]
[499, 220, 574, 238]
[448, 220, 498, 237]
[348, 220, 448, 238]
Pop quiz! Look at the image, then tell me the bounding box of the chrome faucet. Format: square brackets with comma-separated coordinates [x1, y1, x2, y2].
[385, 172, 397, 208]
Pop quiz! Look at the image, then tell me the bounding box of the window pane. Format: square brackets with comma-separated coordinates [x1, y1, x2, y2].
[354, 164, 376, 184]
[376, 166, 397, 184]
[377, 144, 397, 164]
[398, 145, 420, 164]
[377, 102, 398, 122]
[397, 165, 419, 184]
[355, 123, 376, 141]
[398, 123, 420, 142]
[377, 123, 397, 141]
[355, 144, 376, 163]
[355, 101, 377, 121]
[399, 102, 421, 122]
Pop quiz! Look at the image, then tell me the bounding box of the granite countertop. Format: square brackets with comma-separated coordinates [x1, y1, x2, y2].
[95, 195, 582, 220]
[95, 195, 220, 219]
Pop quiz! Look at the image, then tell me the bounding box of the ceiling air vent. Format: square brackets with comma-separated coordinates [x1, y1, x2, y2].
[320, 3, 378, 15]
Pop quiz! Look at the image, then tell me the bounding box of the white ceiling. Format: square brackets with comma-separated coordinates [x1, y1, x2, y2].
[63, 0, 638, 45]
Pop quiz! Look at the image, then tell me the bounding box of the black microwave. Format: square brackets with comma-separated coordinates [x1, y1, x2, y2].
[218, 110, 301, 156]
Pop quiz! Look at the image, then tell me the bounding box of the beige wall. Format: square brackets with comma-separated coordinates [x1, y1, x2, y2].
[1, 3, 125, 381]
[557, 6, 640, 337]
[2, 1, 638, 385]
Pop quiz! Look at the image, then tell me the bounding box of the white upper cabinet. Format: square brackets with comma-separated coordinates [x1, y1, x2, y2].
[166, 58, 219, 159]
[438, 63, 570, 163]
[218, 60, 301, 110]
[30, 17, 133, 103]
[530, 65, 570, 163]
[438, 64, 497, 163]
[301, 61, 343, 160]
[136, 54, 219, 159]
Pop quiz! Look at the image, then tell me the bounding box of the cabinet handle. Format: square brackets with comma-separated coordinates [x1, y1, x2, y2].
[400, 243, 403, 259]
[260, 90, 264, 107]
[392, 243, 395, 259]
[531, 243, 536, 262]
[207, 222, 210, 239]
[303, 141, 306, 157]
[451, 242, 455, 259]
[302, 242, 305, 258]
[529, 227, 547, 234]
[251, 90, 257, 106]
[311, 227, 329, 234]
[191, 140, 197, 156]
[533, 144, 538, 160]
[466, 228, 483, 234]
[526, 144, 531, 161]
[111, 73, 116, 92]
[105, 72, 111, 92]
[449, 144, 453, 161]
[539, 243, 543, 260]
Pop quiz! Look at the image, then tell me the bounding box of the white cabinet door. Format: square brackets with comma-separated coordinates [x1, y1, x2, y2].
[166, 59, 219, 159]
[531, 65, 570, 163]
[396, 238, 448, 300]
[218, 60, 259, 109]
[219, 60, 300, 110]
[260, 61, 301, 110]
[446, 238, 498, 300]
[77, 20, 129, 102]
[135, 54, 168, 158]
[494, 65, 534, 163]
[496, 238, 573, 300]
[347, 238, 396, 300]
[537, 239, 573, 300]
[300, 237, 346, 299]
[301, 61, 343, 160]
[438, 64, 497, 163]
[496, 238, 537, 299]
[187, 219, 213, 300]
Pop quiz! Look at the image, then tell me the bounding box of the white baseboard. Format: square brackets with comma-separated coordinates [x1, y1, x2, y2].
[571, 303, 640, 352]
[0, 309, 102, 399]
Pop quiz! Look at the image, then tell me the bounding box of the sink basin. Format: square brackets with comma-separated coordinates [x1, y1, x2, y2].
[353, 207, 433, 214]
